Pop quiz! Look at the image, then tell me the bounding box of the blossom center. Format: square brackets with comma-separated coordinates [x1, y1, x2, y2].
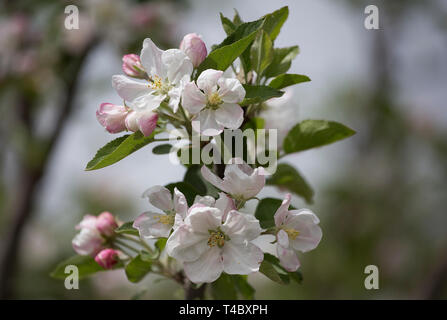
[207, 229, 227, 248]
[283, 228, 300, 240]
[206, 92, 223, 109]
[148, 75, 172, 94]
[155, 214, 175, 225]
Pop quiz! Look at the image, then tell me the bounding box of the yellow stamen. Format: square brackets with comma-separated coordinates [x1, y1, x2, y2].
[284, 228, 300, 240]
[148, 75, 163, 90]
[207, 230, 226, 248]
[155, 214, 175, 225]
[207, 92, 223, 107]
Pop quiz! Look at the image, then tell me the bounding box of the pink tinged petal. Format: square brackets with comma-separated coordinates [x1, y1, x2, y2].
[142, 185, 173, 212]
[95, 249, 119, 269]
[76, 215, 97, 230]
[197, 69, 223, 94]
[173, 188, 188, 219]
[214, 192, 236, 220]
[122, 54, 146, 78]
[214, 103, 244, 129]
[222, 210, 262, 243]
[287, 209, 323, 253]
[217, 77, 246, 103]
[251, 234, 277, 256]
[180, 33, 207, 68]
[186, 206, 223, 234]
[277, 229, 289, 248]
[222, 242, 264, 275]
[181, 82, 206, 114]
[200, 165, 228, 193]
[222, 163, 265, 199]
[111, 75, 149, 102]
[132, 211, 172, 238]
[96, 103, 128, 133]
[274, 193, 292, 227]
[140, 38, 166, 78]
[95, 211, 118, 237]
[193, 195, 216, 207]
[162, 49, 193, 84]
[136, 111, 158, 136]
[125, 110, 139, 132]
[166, 224, 208, 262]
[72, 228, 103, 256]
[192, 109, 223, 136]
[184, 246, 224, 283]
[277, 245, 300, 272]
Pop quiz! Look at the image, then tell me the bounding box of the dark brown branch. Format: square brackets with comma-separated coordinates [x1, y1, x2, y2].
[0, 39, 98, 299]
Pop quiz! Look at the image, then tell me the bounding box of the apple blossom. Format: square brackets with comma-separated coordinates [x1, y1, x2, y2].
[122, 54, 147, 79]
[180, 33, 207, 68]
[274, 194, 322, 272]
[166, 204, 263, 283]
[95, 248, 120, 269]
[72, 227, 103, 256]
[112, 38, 193, 113]
[201, 158, 265, 202]
[182, 69, 245, 136]
[96, 103, 128, 134]
[133, 186, 188, 238]
[124, 109, 158, 136]
[95, 211, 118, 237]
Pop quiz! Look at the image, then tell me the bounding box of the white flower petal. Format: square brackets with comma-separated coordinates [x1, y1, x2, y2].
[274, 194, 292, 227]
[181, 82, 206, 114]
[140, 38, 166, 78]
[217, 77, 245, 103]
[133, 211, 172, 238]
[184, 246, 224, 283]
[200, 165, 228, 193]
[214, 192, 236, 220]
[214, 103, 243, 129]
[173, 188, 188, 219]
[222, 164, 265, 199]
[166, 224, 208, 262]
[193, 195, 216, 207]
[192, 109, 223, 136]
[222, 242, 263, 275]
[277, 245, 300, 272]
[277, 229, 289, 248]
[197, 69, 223, 94]
[162, 49, 193, 84]
[112, 75, 150, 102]
[186, 206, 223, 234]
[221, 211, 262, 243]
[142, 185, 173, 212]
[287, 209, 322, 253]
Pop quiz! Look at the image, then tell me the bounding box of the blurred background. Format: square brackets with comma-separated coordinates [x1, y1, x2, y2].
[1, 0, 446, 299]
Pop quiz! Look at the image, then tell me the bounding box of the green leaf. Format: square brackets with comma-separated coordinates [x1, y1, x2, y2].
[284, 120, 356, 154]
[184, 165, 207, 195]
[250, 30, 273, 76]
[197, 30, 258, 75]
[267, 163, 314, 204]
[254, 197, 283, 229]
[240, 85, 284, 106]
[50, 255, 103, 279]
[125, 254, 152, 283]
[261, 6, 289, 41]
[155, 238, 167, 252]
[165, 181, 204, 206]
[231, 275, 255, 299]
[264, 253, 303, 284]
[232, 9, 243, 26]
[269, 73, 311, 89]
[220, 13, 236, 35]
[152, 143, 172, 155]
[264, 46, 299, 78]
[115, 222, 139, 236]
[259, 260, 287, 285]
[211, 273, 238, 299]
[86, 131, 156, 171]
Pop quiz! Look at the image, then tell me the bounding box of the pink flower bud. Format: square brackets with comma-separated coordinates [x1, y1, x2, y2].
[95, 249, 119, 269]
[72, 228, 103, 256]
[122, 54, 146, 79]
[95, 211, 118, 237]
[180, 33, 207, 68]
[125, 110, 158, 137]
[96, 103, 128, 134]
